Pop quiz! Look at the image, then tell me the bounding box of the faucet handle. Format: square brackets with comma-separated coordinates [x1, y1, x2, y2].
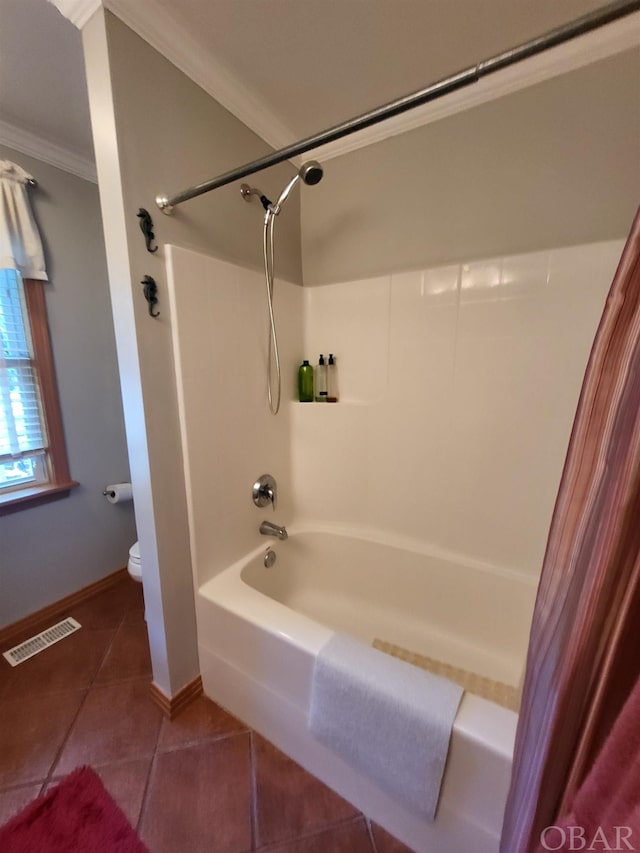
[253, 474, 277, 511]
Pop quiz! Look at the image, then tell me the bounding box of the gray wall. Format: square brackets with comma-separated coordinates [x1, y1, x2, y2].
[302, 49, 640, 284]
[0, 145, 136, 628]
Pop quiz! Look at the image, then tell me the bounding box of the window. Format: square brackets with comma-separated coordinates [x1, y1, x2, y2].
[0, 270, 48, 490]
[0, 269, 76, 513]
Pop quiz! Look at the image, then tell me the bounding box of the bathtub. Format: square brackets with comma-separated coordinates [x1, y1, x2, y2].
[196, 524, 537, 853]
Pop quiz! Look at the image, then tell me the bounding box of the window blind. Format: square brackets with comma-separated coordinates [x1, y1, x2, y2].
[0, 268, 47, 460]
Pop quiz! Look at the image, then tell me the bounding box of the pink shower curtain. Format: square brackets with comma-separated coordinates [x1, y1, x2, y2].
[500, 207, 640, 853]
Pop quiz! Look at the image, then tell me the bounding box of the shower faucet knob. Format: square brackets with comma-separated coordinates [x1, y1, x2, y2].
[253, 474, 277, 511]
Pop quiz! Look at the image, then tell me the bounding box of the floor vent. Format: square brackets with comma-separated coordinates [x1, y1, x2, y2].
[2, 618, 82, 667]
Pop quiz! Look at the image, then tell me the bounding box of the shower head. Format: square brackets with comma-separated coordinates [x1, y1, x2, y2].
[299, 160, 323, 186]
[241, 161, 323, 216]
[270, 160, 324, 215]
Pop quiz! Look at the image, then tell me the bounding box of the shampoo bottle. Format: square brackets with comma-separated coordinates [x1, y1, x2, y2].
[327, 353, 338, 402]
[315, 354, 327, 402]
[298, 360, 314, 402]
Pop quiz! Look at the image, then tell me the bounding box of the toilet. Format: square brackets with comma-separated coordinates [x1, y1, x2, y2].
[127, 541, 142, 583]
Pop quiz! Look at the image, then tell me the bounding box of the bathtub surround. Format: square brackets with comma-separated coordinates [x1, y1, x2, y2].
[298, 240, 623, 577]
[165, 247, 302, 581]
[309, 632, 463, 820]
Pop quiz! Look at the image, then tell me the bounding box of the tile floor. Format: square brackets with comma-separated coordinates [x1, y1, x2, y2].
[0, 576, 412, 852]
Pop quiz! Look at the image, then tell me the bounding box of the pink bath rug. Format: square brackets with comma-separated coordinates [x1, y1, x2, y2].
[0, 766, 150, 852]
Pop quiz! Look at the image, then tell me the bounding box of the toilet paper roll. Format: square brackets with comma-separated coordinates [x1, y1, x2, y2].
[104, 483, 133, 504]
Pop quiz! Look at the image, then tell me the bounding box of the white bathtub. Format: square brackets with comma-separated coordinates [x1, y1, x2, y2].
[196, 525, 537, 853]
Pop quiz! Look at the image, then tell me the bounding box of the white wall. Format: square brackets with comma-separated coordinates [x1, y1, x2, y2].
[166, 246, 303, 588]
[165, 238, 621, 583]
[293, 239, 623, 577]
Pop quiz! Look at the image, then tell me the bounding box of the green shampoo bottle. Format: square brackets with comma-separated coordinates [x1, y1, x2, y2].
[298, 360, 314, 402]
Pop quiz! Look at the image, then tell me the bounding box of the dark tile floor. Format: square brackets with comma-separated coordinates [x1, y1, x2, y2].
[0, 576, 412, 852]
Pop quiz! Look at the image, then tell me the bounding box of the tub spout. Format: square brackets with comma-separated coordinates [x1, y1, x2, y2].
[260, 520, 288, 541]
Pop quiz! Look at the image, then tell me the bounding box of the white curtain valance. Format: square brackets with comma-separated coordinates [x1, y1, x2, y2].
[0, 160, 47, 281]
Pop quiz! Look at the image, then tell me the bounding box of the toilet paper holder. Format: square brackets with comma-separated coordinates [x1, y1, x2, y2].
[102, 483, 134, 504]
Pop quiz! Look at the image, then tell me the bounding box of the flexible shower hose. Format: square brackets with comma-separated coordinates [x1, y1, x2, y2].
[263, 208, 281, 415]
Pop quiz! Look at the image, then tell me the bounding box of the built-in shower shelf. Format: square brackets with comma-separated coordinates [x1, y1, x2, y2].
[291, 401, 376, 407]
[291, 395, 378, 406]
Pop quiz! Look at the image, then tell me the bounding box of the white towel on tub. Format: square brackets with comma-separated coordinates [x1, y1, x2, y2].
[308, 632, 463, 820]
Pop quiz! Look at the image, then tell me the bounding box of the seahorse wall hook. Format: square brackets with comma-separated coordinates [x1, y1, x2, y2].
[141, 275, 160, 317]
[137, 208, 158, 253]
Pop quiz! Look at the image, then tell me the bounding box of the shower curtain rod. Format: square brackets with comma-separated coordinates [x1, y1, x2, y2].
[156, 0, 640, 215]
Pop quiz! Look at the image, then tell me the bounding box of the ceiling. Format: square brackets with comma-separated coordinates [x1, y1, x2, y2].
[0, 0, 630, 167]
[0, 0, 93, 157]
[162, 0, 609, 139]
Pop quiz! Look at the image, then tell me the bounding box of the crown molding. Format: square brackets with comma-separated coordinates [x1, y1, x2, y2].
[48, 0, 296, 152]
[0, 120, 98, 183]
[309, 13, 640, 162]
[47, 1, 640, 167]
[47, 0, 101, 28]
